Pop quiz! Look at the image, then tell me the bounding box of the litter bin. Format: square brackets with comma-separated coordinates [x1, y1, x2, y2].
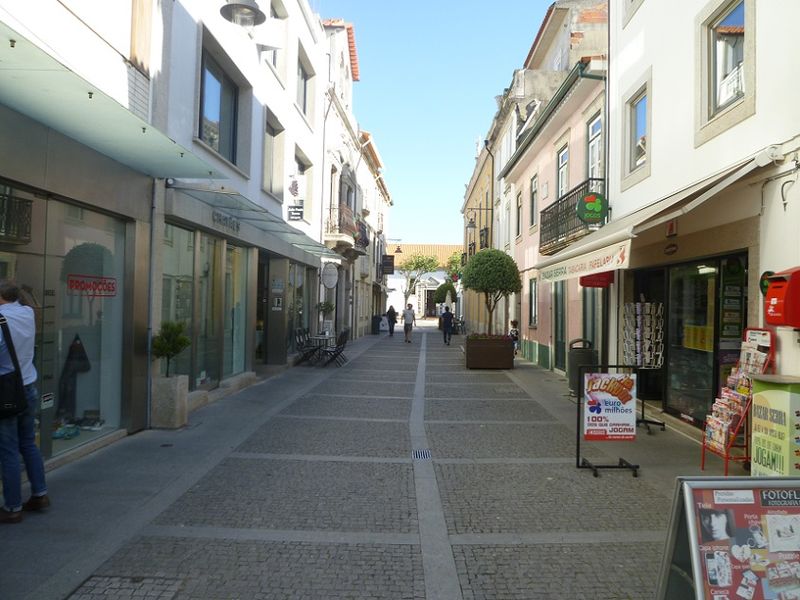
[371, 315, 382, 335]
[568, 338, 598, 397]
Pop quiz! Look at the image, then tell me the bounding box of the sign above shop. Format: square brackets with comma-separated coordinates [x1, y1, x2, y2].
[287, 205, 304, 221]
[576, 191, 608, 224]
[381, 254, 395, 275]
[539, 239, 630, 283]
[212, 210, 240, 233]
[321, 263, 338, 289]
[579, 271, 614, 288]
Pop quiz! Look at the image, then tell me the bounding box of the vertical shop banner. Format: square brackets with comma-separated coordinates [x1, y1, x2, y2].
[583, 373, 637, 441]
[692, 486, 800, 600]
[751, 378, 800, 478]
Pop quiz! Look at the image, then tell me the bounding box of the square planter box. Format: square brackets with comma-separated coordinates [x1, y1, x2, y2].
[465, 337, 514, 369]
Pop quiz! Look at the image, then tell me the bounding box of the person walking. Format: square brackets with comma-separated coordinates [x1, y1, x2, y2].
[0, 281, 49, 524]
[509, 320, 520, 356]
[441, 306, 454, 345]
[385, 305, 397, 337]
[402, 303, 416, 343]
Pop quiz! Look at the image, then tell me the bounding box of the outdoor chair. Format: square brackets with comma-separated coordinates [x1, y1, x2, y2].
[319, 329, 349, 367]
[295, 328, 321, 365]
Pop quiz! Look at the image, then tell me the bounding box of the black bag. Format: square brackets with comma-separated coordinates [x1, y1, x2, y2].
[0, 315, 27, 419]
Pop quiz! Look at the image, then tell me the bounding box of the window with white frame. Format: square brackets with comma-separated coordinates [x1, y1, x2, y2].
[200, 51, 238, 162]
[528, 277, 538, 326]
[515, 192, 522, 238]
[587, 114, 603, 183]
[296, 46, 314, 117]
[529, 175, 538, 227]
[557, 145, 569, 198]
[630, 90, 647, 171]
[711, 1, 745, 113]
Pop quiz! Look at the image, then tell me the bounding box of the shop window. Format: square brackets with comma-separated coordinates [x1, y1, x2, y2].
[161, 224, 194, 379]
[196, 234, 221, 389]
[199, 50, 238, 163]
[223, 245, 247, 378]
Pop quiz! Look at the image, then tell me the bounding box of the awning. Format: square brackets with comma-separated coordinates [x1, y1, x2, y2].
[167, 182, 341, 263]
[0, 18, 220, 179]
[535, 158, 761, 282]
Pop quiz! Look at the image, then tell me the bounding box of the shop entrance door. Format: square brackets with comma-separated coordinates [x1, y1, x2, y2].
[554, 280, 566, 370]
[255, 258, 269, 363]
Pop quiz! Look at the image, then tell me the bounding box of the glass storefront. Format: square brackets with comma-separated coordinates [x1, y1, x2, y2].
[286, 262, 308, 352]
[653, 253, 747, 425]
[161, 226, 249, 389]
[0, 185, 127, 459]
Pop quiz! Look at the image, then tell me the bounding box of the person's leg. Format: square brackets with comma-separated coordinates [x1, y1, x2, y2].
[19, 385, 47, 499]
[0, 413, 22, 512]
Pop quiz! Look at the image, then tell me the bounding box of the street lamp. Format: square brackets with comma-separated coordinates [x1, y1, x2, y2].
[220, 0, 266, 27]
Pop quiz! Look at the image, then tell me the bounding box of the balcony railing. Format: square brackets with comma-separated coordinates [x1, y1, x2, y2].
[325, 203, 357, 237]
[539, 178, 605, 256]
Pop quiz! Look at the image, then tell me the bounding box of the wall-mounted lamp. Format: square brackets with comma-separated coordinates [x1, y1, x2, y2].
[394, 246, 402, 254]
[220, 0, 266, 27]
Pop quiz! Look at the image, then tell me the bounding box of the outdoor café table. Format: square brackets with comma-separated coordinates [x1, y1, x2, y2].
[309, 334, 334, 348]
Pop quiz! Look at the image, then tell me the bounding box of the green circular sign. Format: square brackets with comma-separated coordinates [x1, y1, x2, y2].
[576, 192, 608, 224]
[760, 271, 775, 296]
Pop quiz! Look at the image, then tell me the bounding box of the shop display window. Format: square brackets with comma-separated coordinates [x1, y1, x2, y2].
[161, 224, 194, 378]
[223, 245, 247, 377]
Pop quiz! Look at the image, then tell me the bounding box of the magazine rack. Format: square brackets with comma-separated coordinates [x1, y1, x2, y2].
[701, 328, 774, 476]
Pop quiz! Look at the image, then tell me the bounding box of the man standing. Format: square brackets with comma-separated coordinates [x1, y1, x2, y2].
[441, 306, 454, 345]
[0, 281, 49, 523]
[402, 303, 416, 343]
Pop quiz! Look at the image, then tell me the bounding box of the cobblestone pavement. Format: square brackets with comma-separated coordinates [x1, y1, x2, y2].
[4, 321, 729, 599]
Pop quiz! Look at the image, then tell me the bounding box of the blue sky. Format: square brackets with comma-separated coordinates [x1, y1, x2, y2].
[311, 0, 553, 244]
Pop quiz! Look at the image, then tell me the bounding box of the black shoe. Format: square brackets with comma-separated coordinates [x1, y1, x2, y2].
[23, 495, 50, 512]
[0, 508, 22, 524]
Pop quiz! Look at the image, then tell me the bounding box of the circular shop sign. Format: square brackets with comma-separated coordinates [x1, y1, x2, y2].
[321, 262, 339, 289]
[576, 192, 608, 224]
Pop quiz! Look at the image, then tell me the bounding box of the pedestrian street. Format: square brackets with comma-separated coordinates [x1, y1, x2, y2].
[5, 319, 725, 600]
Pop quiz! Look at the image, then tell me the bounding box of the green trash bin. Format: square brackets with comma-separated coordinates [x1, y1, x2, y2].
[568, 338, 598, 397]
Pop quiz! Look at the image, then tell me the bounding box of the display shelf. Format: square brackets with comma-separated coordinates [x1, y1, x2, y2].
[701, 329, 774, 476]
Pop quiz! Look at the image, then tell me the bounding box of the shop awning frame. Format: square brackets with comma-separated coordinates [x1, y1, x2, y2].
[167, 182, 341, 263]
[534, 155, 770, 282]
[0, 18, 221, 179]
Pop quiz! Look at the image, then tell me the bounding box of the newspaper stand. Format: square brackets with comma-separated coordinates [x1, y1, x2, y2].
[701, 328, 774, 476]
[577, 364, 639, 477]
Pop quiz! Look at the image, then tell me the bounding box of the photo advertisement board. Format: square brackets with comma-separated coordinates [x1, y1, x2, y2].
[658, 477, 800, 599]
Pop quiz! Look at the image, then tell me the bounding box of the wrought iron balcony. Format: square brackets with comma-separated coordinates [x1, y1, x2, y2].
[0, 188, 32, 245]
[325, 203, 357, 238]
[539, 178, 605, 256]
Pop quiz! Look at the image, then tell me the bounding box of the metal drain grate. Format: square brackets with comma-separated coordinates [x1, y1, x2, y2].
[412, 449, 432, 460]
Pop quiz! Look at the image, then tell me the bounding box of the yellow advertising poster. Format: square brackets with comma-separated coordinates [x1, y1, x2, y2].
[751, 379, 800, 477]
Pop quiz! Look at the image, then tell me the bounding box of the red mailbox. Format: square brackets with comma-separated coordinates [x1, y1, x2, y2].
[765, 267, 800, 327]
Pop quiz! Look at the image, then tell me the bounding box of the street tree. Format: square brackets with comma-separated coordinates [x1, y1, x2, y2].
[397, 254, 439, 306]
[445, 251, 463, 282]
[461, 249, 521, 335]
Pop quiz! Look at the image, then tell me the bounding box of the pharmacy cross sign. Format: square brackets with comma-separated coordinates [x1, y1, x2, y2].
[576, 191, 608, 224]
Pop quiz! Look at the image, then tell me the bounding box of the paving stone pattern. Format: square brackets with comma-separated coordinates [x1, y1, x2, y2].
[155, 458, 418, 532]
[238, 417, 411, 457]
[281, 394, 412, 419]
[62, 328, 675, 600]
[436, 463, 672, 534]
[453, 543, 663, 600]
[94, 537, 426, 600]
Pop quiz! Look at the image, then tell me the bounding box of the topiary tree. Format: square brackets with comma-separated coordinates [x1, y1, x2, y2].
[461, 249, 521, 335]
[434, 281, 456, 304]
[152, 321, 191, 377]
[397, 254, 440, 306]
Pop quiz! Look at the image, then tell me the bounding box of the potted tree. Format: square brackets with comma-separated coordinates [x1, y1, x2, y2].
[461, 249, 522, 369]
[151, 320, 191, 428]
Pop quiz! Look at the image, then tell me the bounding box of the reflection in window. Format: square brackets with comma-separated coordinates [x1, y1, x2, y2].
[161, 224, 194, 378]
[712, 1, 745, 112]
[631, 92, 647, 170]
[200, 51, 237, 162]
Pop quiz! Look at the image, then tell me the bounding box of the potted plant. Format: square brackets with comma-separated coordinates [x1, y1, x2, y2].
[461, 249, 522, 369]
[151, 320, 191, 428]
[316, 300, 335, 316]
